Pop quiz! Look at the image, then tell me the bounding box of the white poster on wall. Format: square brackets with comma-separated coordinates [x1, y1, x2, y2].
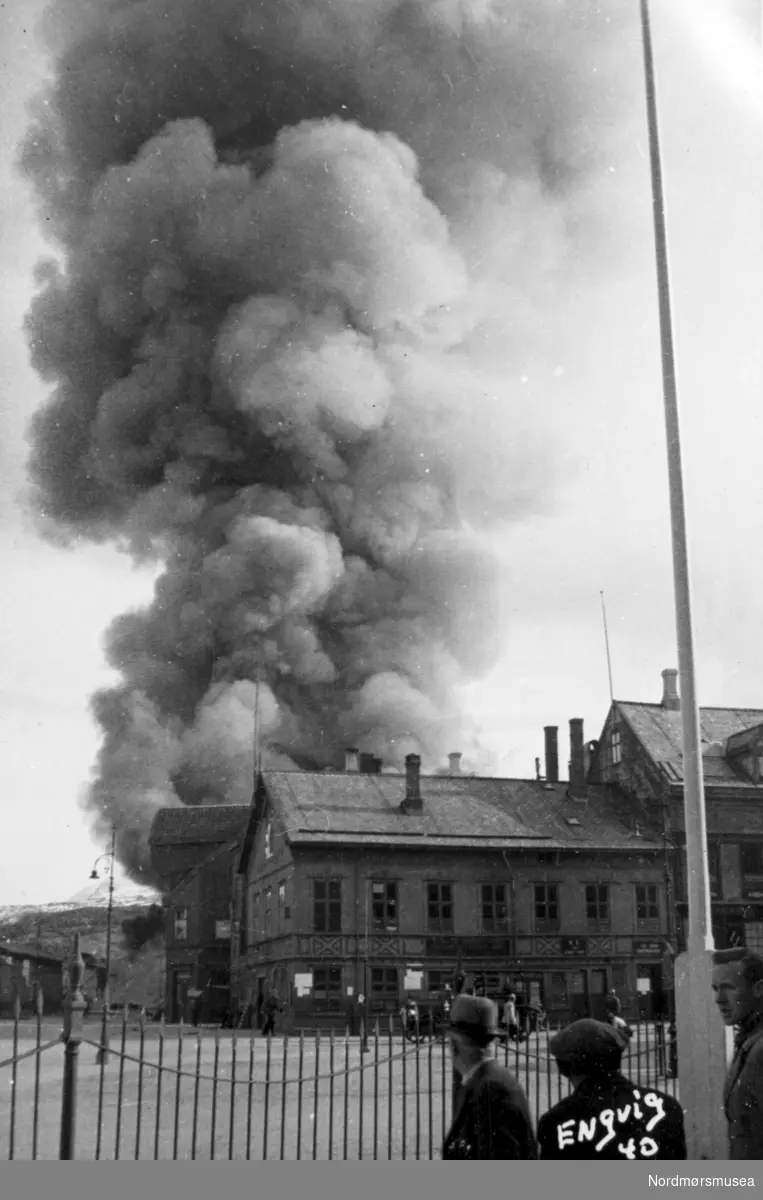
[294, 972, 313, 997]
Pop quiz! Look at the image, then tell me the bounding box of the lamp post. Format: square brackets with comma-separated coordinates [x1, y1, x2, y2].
[639, 0, 728, 1157]
[90, 824, 117, 1066]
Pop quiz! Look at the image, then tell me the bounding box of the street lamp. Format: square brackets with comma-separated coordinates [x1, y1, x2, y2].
[639, 0, 728, 1158]
[90, 824, 117, 1066]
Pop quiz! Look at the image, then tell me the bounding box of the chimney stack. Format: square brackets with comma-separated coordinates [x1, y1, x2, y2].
[569, 718, 586, 787]
[403, 753, 422, 810]
[344, 747, 360, 774]
[661, 669, 680, 711]
[544, 726, 559, 783]
[448, 752, 462, 776]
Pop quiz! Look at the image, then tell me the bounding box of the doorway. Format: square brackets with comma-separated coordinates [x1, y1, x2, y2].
[636, 964, 665, 1020]
[172, 971, 191, 1024]
[569, 968, 608, 1020]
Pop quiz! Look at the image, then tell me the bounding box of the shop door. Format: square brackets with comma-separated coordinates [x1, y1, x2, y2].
[172, 971, 191, 1024]
[569, 970, 589, 1019]
[637, 965, 665, 1019]
[589, 969, 608, 1020]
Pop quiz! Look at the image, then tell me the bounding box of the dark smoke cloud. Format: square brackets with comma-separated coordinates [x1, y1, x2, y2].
[122, 903, 165, 956]
[20, 0, 638, 879]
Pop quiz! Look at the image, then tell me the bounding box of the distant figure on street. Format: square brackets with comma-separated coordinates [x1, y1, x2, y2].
[503, 993, 520, 1043]
[538, 1019, 685, 1160]
[191, 993, 202, 1028]
[712, 948, 763, 1159]
[443, 995, 537, 1160]
[604, 989, 621, 1019]
[262, 993, 281, 1037]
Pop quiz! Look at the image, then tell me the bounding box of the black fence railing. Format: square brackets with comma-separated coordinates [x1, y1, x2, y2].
[0, 987, 679, 1158]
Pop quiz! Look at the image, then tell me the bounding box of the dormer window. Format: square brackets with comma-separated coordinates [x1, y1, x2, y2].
[264, 821, 273, 860]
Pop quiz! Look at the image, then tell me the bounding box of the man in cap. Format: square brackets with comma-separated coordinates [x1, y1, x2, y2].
[712, 947, 763, 1159]
[538, 1018, 685, 1160]
[442, 994, 537, 1160]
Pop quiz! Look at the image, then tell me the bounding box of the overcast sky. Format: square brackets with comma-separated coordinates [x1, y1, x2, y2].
[1, 0, 761, 905]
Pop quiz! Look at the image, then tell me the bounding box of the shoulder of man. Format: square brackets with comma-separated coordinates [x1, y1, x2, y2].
[482, 1060, 530, 1099]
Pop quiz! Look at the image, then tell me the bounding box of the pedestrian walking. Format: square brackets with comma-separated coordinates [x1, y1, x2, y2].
[262, 992, 281, 1037]
[538, 1019, 686, 1160]
[443, 994, 537, 1160]
[712, 948, 763, 1159]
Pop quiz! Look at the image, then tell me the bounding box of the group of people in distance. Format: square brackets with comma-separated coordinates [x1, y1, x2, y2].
[442, 947, 763, 1161]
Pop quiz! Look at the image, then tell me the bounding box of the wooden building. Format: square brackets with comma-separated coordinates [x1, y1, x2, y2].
[0, 944, 65, 1015]
[231, 743, 671, 1031]
[590, 667, 763, 959]
[149, 805, 250, 1023]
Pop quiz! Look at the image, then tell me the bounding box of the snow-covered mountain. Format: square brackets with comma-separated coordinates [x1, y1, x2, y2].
[0, 878, 161, 925]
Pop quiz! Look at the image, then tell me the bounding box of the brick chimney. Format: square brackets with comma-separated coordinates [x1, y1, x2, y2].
[544, 726, 559, 783]
[448, 752, 462, 776]
[344, 747, 360, 773]
[402, 753, 422, 811]
[569, 718, 586, 787]
[661, 669, 680, 711]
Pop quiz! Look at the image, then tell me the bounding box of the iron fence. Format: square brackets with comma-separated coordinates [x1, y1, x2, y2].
[0, 985, 679, 1159]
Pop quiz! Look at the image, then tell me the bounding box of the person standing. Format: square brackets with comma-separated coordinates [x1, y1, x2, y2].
[538, 1019, 685, 1160]
[712, 948, 763, 1159]
[443, 995, 536, 1160]
[503, 993, 519, 1042]
[262, 992, 281, 1037]
[604, 989, 621, 1020]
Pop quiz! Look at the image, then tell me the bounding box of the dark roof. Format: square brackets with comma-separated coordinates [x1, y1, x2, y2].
[0, 943, 63, 967]
[617, 702, 763, 788]
[259, 771, 661, 852]
[149, 804, 251, 846]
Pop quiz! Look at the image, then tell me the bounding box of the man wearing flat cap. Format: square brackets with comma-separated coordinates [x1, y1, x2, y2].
[538, 1019, 685, 1160]
[442, 994, 537, 1160]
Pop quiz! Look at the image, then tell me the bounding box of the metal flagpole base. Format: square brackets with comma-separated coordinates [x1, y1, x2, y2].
[674, 948, 730, 1159]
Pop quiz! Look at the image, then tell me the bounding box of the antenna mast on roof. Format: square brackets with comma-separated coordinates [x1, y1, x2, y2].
[253, 638, 263, 781]
[600, 591, 615, 706]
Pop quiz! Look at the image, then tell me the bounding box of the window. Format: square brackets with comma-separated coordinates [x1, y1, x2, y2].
[370, 967, 399, 1007]
[371, 881, 398, 931]
[427, 883, 454, 932]
[173, 908, 188, 941]
[312, 966, 342, 1012]
[278, 881, 286, 924]
[481, 884, 509, 933]
[707, 840, 721, 897]
[744, 923, 763, 955]
[313, 879, 342, 933]
[635, 884, 659, 922]
[426, 969, 452, 995]
[263, 887, 272, 936]
[611, 728, 622, 766]
[741, 843, 763, 876]
[585, 885, 610, 926]
[264, 822, 273, 860]
[534, 884, 559, 930]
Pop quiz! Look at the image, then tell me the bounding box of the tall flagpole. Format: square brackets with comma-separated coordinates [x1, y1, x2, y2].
[639, 0, 728, 1158]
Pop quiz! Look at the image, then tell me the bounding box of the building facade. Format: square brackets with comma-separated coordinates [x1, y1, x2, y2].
[150, 805, 250, 1023]
[590, 667, 763, 957]
[232, 745, 672, 1031]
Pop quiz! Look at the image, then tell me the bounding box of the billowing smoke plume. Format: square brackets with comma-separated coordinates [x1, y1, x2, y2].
[21, 0, 636, 879]
[122, 903, 165, 956]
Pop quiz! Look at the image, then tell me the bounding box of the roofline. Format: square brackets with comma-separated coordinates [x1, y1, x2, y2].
[288, 834, 664, 851]
[615, 700, 763, 715]
[259, 769, 624, 788]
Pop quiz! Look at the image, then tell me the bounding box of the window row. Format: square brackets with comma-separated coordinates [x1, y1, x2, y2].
[305, 880, 662, 935]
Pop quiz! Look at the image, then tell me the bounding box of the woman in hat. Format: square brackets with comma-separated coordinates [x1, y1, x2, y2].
[443, 994, 537, 1160]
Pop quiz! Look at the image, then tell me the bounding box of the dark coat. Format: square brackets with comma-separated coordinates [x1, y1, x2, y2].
[724, 1022, 763, 1160]
[538, 1073, 686, 1161]
[442, 1058, 537, 1160]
